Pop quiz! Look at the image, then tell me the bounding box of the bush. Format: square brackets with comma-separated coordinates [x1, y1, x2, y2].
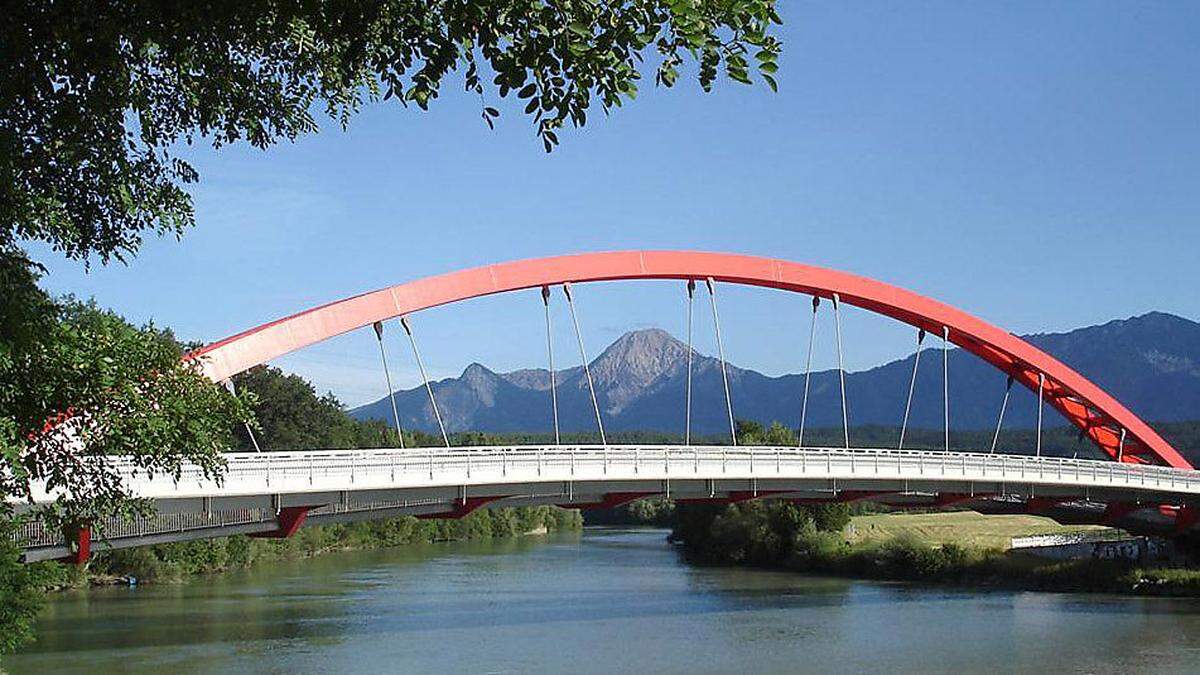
[672, 500, 850, 565]
[89, 506, 583, 582]
[1, 520, 65, 653]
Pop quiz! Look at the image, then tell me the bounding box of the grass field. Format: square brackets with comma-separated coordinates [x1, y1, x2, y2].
[848, 511, 1112, 550]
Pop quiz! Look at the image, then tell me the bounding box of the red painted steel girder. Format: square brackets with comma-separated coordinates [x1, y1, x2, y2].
[556, 491, 660, 511]
[676, 490, 789, 505]
[415, 496, 507, 520]
[1101, 502, 1149, 525]
[186, 250, 1190, 469]
[790, 490, 895, 505]
[932, 493, 989, 508]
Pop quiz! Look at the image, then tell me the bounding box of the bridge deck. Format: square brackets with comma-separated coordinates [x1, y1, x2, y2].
[15, 446, 1200, 561]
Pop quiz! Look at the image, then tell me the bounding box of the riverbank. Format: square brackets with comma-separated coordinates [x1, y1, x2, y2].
[68, 506, 582, 587]
[762, 530, 1200, 596]
[670, 502, 1200, 597]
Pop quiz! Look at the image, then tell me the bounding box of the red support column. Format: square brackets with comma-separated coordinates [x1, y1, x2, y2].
[249, 506, 316, 539]
[416, 496, 507, 520]
[70, 526, 91, 565]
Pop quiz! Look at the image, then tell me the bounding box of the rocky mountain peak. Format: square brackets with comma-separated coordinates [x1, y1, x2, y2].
[587, 329, 694, 412]
[590, 329, 690, 385]
[461, 362, 496, 382]
[460, 363, 500, 403]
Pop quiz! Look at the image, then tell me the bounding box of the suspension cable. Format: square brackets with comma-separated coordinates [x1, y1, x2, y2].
[562, 282, 606, 445]
[1117, 427, 1126, 462]
[372, 321, 406, 449]
[798, 296, 819, 448]
[541, 286, 560, 445]
[942, 326, 951, 453]
[832, 293, 850, 449]
[898, 328, 925, 450]
[684, 279, 696, 445]
[989, 375, 1013, 454]
[705, 277, 737, 446]
[1036, 372, 1045, 457]
[224, 379, 262, 452]
[400, 315, 450, 448]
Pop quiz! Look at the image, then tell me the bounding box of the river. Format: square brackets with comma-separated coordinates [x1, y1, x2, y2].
[8, 528, 1200, 673]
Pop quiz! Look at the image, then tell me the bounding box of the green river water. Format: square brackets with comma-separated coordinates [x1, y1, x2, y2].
[8, 527, 1200, 673]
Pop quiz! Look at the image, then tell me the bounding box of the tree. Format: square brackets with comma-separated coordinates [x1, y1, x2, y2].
[2, 1, 781, 264]
[672, 419, 851, 564]
[1, 272, 251, 527]
[230, 364, 434, 450]
[0, 254, 251, 652]
[0, 2, 783, 652]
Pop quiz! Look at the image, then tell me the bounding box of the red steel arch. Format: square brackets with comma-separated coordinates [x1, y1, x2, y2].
[188, 251, 1191, 469]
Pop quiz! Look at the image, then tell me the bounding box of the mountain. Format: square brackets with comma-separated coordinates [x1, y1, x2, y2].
[350, 312, 1200, 435]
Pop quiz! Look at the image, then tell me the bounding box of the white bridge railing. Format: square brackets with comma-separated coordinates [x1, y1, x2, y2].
[37, 445, 1200, 503]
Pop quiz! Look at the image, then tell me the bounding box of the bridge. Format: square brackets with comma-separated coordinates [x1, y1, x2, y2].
[13, 251, 1200, 562]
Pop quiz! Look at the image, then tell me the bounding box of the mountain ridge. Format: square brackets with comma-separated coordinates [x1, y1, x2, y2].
[350, 311, 1200, 436]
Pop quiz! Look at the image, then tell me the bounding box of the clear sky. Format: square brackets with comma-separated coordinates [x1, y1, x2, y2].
[28, 2, 1200, 407]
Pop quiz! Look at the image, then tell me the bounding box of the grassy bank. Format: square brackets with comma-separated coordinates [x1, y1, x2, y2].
[72, 506, 582, 585]
[671, 502, 1200, 597]
[783, 530, 1200, 596]
[847, 511, 1109, 549]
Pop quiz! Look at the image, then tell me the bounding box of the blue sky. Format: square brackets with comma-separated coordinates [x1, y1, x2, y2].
[29, 2, 1200, 407]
